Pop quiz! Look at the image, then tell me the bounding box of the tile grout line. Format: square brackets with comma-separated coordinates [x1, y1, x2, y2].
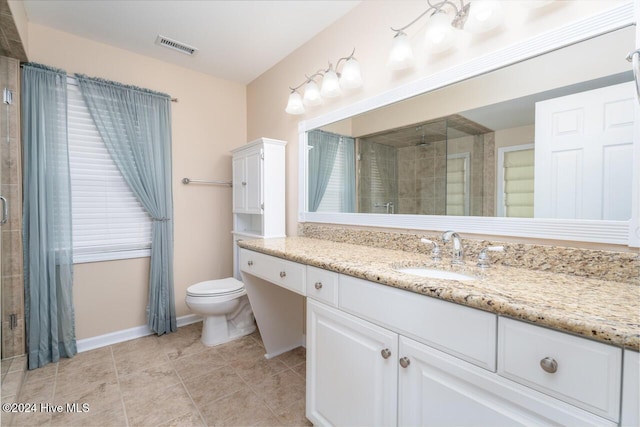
[110, 345, 131, 427]
[163, 338, 210, 427]
[230, 356, 284, 424]
[46, 362, 59, 426]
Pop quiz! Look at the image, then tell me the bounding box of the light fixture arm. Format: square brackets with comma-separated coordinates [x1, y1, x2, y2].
[288, 49, 357, 92]
[390, 0, 468, 34]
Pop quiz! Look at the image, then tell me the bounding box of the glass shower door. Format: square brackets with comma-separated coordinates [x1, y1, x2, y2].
[1, 56, 24, 359]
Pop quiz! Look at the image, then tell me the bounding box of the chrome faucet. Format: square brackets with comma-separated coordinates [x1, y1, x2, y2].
[477, 245, 505, 269]
[420, 238, 441, 262]
[442, 230, 464, 265]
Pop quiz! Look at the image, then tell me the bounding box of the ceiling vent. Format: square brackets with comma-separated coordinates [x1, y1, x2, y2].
[155, 35, 198, 56]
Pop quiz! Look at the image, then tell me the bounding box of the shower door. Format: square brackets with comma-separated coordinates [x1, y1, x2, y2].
[1, 56, 25, 359]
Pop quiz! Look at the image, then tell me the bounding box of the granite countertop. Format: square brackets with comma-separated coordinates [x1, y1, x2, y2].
[238, 236, 640, 351]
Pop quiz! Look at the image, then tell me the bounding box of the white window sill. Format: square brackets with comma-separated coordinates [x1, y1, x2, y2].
[73, 248, 151, 264]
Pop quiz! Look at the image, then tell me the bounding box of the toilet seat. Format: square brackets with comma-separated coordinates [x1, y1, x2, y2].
[187, 278, 245, 297]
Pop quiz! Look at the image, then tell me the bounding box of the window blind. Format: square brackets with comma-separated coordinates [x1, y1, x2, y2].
[67, 78, 152, 263]
[446, 155, 469, 216]
[503, 147, 534, 218]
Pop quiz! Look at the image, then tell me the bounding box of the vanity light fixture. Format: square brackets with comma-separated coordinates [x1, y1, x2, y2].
[285, 49, 362, 115]
[388, 0, 553, 70]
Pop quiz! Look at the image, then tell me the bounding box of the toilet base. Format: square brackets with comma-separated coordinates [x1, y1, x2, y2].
[201, 315, 256, 346]
[200, 295, 256, 346]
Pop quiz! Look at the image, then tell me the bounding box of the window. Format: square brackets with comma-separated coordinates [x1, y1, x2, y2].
[446, 153, 470, 216]
[497, 144, 535, 218]
[67, 78, 152, 263]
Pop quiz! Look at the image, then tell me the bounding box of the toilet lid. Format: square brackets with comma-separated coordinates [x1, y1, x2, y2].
[187, 278, 245, 297]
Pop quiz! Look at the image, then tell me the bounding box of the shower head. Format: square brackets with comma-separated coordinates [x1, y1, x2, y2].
[416, 126, 428, 147]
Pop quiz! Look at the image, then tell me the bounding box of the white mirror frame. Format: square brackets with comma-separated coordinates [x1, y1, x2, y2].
[298, 2, 639, 247]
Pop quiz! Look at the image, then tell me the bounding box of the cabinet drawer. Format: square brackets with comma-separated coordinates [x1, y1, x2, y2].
[339, 275, 497, 371]
[239, 248, 306, 295]
[306, 266, 338, 307]
[498, 317, 622, 422]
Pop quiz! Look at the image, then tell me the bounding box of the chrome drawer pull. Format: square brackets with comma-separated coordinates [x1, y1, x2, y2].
[280, 271, 287, 278]
[247, 260, 253, 266]
[399, 357, 410, 368]
[540, 357, 558, 374]
[314, 282, 323, 290]
[381, 348, 391, 359]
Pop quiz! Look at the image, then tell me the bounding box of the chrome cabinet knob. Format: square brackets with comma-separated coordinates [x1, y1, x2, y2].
[247, 260, 253, 266]
[242, 181, 247, 186]
[399, 357, 410, 368]
[280, 271, 287, 278]
[314, 282, 323, 290]
[540, 357, 558, 374]
[381, 348, 391, 359]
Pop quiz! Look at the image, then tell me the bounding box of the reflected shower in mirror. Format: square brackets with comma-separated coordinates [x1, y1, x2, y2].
[306, 26, 636, 220]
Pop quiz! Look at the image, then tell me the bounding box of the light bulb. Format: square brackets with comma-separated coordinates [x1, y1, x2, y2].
[466, 0, 503, 33]
[303, 80, 322, 106]
[285, 91, 305, 115]
[425, 11, 457, 54]
[339, 58, 362, 90]
[320, 69, 341, 98]
[388, 32, 414, 70]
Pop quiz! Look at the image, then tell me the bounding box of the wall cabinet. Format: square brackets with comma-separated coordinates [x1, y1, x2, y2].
[231, 138, 286, 279]
[232, 144, 262, 214]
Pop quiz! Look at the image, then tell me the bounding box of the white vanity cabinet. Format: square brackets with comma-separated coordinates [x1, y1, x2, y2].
[239, 248, 630, 427]
[621, 350, 640, 426]
[398, 336, 616, 427]
[306, 299, 398, 427]
[307, 274, 616, 427]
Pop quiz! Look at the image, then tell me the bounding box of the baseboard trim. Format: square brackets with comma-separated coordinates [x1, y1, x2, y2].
[76, 314, 202, 353]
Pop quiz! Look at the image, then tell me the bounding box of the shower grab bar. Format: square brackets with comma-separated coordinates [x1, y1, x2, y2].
[182, 178, 232, 187]
[0, 196, 8, 225]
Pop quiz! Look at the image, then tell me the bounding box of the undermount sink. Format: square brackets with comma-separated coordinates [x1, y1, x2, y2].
[395, 267, 477, 281]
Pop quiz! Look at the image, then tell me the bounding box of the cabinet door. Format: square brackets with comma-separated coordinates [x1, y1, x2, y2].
[306, 299, 398, 427]
[232, 147, 262, 214]
[245, 148, 263, 213]
[398, 336, 615, 427]
[232, 155, 246, 212]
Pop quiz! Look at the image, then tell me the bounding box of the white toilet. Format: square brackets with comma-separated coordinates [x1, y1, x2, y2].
[185, 277, 256, 346]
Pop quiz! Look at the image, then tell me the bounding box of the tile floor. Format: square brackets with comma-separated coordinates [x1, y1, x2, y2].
[0, 323, 310, 426]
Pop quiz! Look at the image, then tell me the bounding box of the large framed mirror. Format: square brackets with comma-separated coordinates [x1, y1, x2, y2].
[298, 3, 639, 246]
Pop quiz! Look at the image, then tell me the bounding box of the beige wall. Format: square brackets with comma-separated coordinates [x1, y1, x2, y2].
[27, 23, 247, 340]
[247, 0, 628, 237]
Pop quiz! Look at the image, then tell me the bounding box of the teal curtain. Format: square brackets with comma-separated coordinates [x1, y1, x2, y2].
[341, 137, 356, 213]
[75, 75, 176, 335]
[22, 63, 77, 369]
[307, 130, 339, 212]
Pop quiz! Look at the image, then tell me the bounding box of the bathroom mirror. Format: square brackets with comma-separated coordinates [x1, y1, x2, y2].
[299, 6, 639, 246]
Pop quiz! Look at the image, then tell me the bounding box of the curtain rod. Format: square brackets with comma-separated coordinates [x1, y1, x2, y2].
[21, 64, 179, 102]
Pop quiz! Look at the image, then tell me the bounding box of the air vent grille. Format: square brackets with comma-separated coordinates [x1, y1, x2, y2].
[155, 35, 198, 56]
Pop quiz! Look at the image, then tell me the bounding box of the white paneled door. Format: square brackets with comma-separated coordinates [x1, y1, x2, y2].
[534, 81, 636, 220]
